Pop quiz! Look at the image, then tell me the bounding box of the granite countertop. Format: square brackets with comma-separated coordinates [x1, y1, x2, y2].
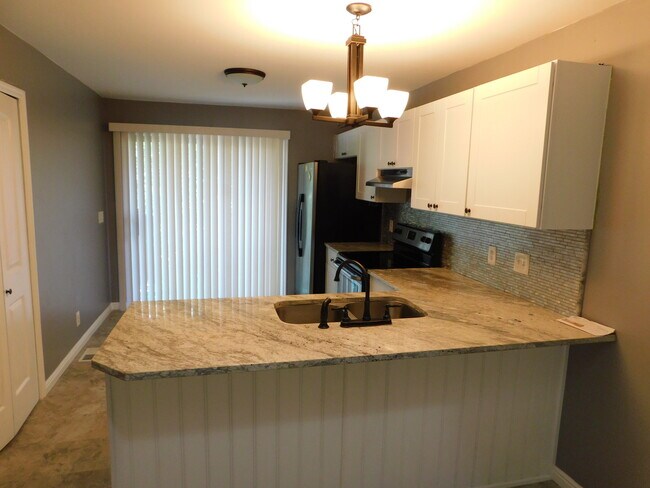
[92, 268, 615, 381]
[325, 241, 393, 252]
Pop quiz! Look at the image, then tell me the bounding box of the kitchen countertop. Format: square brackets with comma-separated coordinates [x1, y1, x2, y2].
[325, 241, 393, 253]
[92, 268, 615, 381]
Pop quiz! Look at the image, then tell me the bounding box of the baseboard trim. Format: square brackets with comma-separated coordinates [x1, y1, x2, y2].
[475, 475, 551, 488]
[553, 466, 584, 488]
[44, 302, 119, 394]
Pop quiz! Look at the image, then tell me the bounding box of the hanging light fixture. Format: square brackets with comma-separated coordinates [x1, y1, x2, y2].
[301, 3, 409, 128]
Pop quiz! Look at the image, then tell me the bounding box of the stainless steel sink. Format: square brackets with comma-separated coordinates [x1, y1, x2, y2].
[274, 296, 426, 324]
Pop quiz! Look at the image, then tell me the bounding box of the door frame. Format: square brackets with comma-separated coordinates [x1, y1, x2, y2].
[0, 80, 46, 399]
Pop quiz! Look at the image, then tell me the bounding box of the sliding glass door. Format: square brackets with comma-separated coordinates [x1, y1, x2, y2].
[116, 130, 288, 303]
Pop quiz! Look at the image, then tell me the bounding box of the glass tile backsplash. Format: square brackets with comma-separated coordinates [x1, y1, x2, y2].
[382, 203, 591, 316]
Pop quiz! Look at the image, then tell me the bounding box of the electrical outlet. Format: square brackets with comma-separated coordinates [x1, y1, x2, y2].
[98, 211, 104, 224]
[75, 311, 81, 327]
[514, 253, 530, 275]
[487, 246, 497, 265]
[388, 219, 394, 233]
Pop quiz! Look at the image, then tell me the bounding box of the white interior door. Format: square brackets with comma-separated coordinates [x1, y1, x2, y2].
[0, 91, 39, 450]
[0, 272, 13, 450]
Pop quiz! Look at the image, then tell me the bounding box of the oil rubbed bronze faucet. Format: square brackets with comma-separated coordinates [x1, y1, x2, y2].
[334, 259, 371, 321]
[331, 259, 391, 327]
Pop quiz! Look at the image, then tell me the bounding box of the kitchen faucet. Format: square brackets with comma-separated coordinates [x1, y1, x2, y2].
[334, 259, 371, 321]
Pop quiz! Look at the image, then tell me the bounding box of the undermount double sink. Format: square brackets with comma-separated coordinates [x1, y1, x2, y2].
[274, 296, 426, 325]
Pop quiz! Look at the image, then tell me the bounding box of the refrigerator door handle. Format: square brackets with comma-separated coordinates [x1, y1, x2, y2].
[297, 194, 305, 257]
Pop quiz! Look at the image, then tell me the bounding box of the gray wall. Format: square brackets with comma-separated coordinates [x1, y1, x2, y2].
[408, 0, 650, 485]
[0, 25, 110, 377]
[102, 99, 339, 297]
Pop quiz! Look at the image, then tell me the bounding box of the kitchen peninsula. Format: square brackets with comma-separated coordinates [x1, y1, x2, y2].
[93, 268, 614, 488]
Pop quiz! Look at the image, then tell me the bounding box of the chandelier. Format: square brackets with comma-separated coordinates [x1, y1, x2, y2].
[300, 3, 409, 128]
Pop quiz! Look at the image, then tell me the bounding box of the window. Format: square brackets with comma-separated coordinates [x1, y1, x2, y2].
[113, 126, 289, 304]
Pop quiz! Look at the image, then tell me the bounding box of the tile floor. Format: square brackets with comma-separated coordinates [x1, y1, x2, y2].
[0, 310, 561, 488]
[0, 311, 122, 488]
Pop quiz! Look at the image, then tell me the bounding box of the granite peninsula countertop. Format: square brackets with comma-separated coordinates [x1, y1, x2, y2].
[325, 241, 393, 253]
[92, 268, 615, 381]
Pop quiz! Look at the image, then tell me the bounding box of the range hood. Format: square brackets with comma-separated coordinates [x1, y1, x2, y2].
[366, 167, 413, 189]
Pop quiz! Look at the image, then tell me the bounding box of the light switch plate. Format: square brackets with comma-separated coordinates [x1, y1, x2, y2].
[487, 246, 497, 266]
[98, 211, 104, 224]
[514, 253, 530, 275]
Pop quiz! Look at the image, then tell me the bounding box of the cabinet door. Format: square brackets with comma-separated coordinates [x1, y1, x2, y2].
[412, 91, 473, 214]
[356, 126, 379, 202]
[394, 108, 416, 167]
[334, 129, 359, 159]
[466, 63, 553, 226]
[325, 262, 339, 293]
[434, 90, 474, 216]
[325, 248, 337, 293]
[379, 124, 396, 167]
[410, 102, 438, 211]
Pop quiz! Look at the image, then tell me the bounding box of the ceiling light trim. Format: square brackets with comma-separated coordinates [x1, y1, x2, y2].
[224, 67, 267, 87]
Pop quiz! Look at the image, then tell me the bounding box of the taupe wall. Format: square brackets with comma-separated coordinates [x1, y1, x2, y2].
[409, 1, 650, 485]
[0, 26, 110, 377]
[102, 99, 339, 297]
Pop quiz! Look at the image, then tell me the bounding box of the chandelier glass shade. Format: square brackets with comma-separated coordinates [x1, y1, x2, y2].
[301, 80, 333, 113]
[328, 92, 349, 119]
[300, 3, 409, 128]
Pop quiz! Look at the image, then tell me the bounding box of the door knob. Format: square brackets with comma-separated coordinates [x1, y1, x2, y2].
[4, 289, 12, 295]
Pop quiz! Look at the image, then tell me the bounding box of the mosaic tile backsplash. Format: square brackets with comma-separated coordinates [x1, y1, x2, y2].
[382, 203, 591, 316]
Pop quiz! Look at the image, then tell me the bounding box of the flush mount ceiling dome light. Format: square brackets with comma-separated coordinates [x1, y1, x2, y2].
[301, 3, 409, 128]
[224, 67, 266, 87]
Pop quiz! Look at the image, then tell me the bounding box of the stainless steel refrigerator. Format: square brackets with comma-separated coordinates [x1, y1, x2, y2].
[295, 160, 381, 294]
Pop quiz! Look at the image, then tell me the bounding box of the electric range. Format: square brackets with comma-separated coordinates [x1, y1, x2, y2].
[335, 223, 444, 272]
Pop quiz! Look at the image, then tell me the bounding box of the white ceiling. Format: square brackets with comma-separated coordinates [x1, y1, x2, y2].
[0, 0, 625, 109]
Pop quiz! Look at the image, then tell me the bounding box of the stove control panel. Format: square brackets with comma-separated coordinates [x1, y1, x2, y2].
[393, 224, 439, 253]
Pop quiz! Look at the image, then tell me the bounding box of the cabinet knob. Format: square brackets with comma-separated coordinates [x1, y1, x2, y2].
[4, 289, 12, 295]
[465, 208, 471, 214]
[370, 195, 375, 200]
[427, 203, 432, 209]
[433, 204, 439, 210]
[342, 152, 347, 156]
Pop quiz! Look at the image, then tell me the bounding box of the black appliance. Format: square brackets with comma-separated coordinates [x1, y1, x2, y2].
[337, 223, 443, 275]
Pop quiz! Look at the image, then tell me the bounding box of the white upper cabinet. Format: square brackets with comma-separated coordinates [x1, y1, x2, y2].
[334, 129, 359, 159]
[410, 60, 611, 229]
[466, 61, 611, 228]
[379, 108, 417, 168]
[411, 90, 473, 215]
[466, 63, 554, 227]
[354, 126, 411, 204]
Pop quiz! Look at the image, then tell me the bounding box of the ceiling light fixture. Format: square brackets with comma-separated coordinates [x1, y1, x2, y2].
[301, 3, 409, 128]
[224, 67, 266, 87]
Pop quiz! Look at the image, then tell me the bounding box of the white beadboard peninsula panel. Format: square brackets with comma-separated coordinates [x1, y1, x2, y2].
[107, 347, 568, 488]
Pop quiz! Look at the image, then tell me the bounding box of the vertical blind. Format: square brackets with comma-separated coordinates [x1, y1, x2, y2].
[120, 131, 288, 303]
